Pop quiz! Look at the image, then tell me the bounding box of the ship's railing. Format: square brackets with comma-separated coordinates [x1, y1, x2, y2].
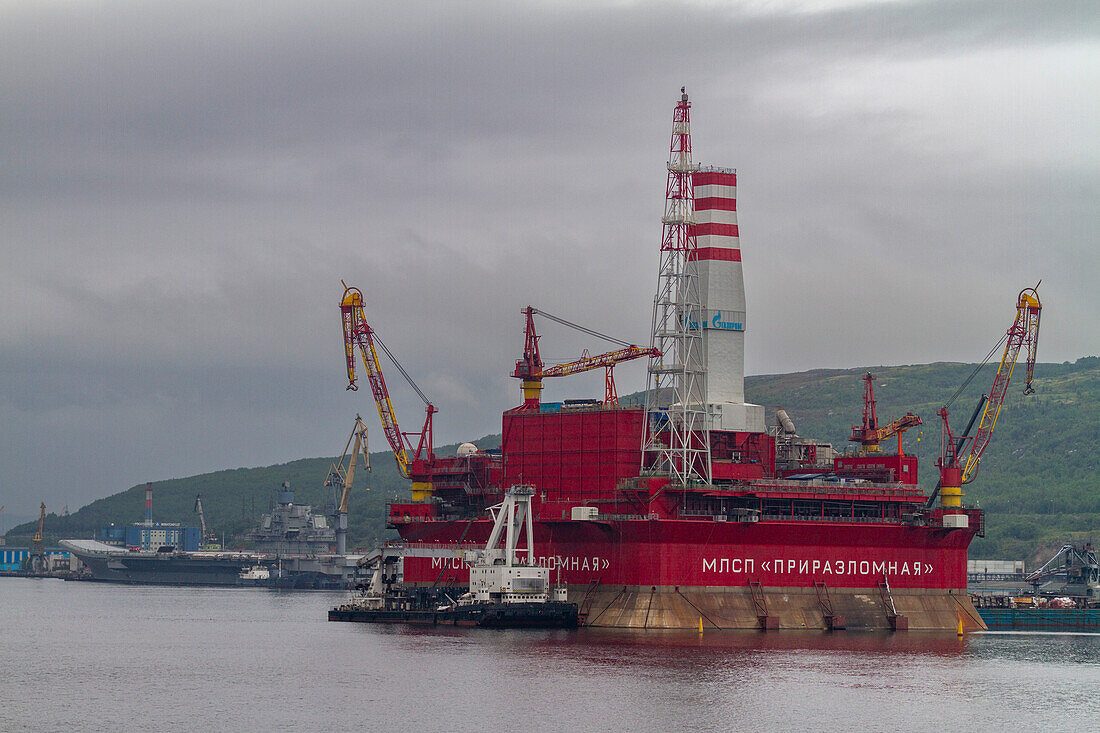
[968, 572, 1026, 582]
[746, 481, 925, 498]
[680, 509, 760, 523]
[632, 476, 925, 498]
[747, 511, 984, 530]
[384, 540, 482, 550]
[556, 512, 660, 521]
[759, 513, 909, 524]
[387, 513, 467, 523]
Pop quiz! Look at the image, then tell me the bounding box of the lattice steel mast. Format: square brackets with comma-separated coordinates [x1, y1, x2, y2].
[643, 88, 711, 486]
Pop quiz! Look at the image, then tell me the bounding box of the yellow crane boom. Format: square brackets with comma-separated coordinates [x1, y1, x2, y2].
[32, 502, 46, 552]
[341, 284, 410, 477]
[935, 284, 1041, 514]
[326, 415, 370, 555]
[961, 286, 1042, 484]
[327, 415, 370, 514]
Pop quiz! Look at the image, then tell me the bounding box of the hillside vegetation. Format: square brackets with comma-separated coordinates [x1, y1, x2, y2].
[8, 433, 500, 553]
[10, 358, 1096, 565]
[742, 357, 1098, 563]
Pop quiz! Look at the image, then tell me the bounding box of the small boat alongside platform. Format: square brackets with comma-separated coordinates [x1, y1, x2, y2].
[329, 485, 579, 630]
[329, 600, 579, 628]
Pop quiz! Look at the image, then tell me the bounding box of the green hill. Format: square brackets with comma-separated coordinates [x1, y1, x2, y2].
[10, 358, 1097, 565]
[739, 357, 1099, 563]
[9, 434, 500, 553]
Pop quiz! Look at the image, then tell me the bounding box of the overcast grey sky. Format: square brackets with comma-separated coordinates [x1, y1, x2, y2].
[1, 0, 1096, 521]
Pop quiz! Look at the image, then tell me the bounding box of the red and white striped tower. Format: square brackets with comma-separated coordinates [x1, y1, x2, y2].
[689, 168, 764, 431]
[144, 482, 153, 526]
[643, 89, 711, 485]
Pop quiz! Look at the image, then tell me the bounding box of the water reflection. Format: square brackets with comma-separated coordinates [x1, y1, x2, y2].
[380, 624, 978, 659]
[4, 580, 1098, 733]
[363, 624, 1100, 731]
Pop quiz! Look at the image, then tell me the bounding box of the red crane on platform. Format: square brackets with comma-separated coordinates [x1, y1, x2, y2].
[512, 306, 659, 409]
[848, 372, 923, 455]
[933, 285, 1042, 520]
[341, 283, 436, 500]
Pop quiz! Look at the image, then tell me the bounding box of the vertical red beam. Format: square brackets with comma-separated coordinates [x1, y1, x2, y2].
[660, 90, 696, 254]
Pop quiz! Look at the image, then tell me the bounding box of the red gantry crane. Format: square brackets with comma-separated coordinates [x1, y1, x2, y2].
[933, 285, 1042, 523]
[512, 306, 659, 409]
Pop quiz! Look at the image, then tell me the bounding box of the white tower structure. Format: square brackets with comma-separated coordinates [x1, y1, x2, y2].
[643, 89, 711, 486]
[689, 168, 765, 432]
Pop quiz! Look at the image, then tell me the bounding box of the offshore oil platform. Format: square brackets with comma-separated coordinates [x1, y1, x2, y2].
[333, 90, 1044, 631]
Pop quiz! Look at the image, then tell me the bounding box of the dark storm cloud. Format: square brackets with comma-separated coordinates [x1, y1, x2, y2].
[1, 0, 1096, 516]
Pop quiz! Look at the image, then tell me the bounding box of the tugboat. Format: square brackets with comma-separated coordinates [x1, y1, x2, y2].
[237, 564, 272, 586]
[329, 485, 579, 628]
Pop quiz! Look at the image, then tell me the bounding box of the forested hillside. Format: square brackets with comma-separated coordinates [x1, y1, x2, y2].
[9, 434, 500, 552]
[739, 357, 1098, 562]
[10, 358, 1096, 564]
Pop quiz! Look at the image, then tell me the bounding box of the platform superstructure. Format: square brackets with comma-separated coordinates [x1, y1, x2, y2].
[340, 91, 1042, 631]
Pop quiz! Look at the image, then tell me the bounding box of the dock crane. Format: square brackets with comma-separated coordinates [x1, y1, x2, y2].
[1025, 543, 1099, 598]
[325, 414, 369, 555]
[848, 372, 923, 455]
[932, 285, 1042, 522]
[341, 282, 436, 501]
[194, 495, 207, 540]
[32, 503, 45, 550]
[30, 502, 47, 574]
[512, 306, 660, 409]
[193, 495, 220, 550]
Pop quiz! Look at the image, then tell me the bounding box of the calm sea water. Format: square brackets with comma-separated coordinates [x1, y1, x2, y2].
[2, 578, 1098, 732]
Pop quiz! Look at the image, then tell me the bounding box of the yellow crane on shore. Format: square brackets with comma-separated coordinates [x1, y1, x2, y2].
[30, 503, 47, 574]
[325, 415, 370, 555]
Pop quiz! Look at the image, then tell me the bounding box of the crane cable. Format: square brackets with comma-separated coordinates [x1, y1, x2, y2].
[945, 331, 1009, 409]
[371, 331, 431, 407]
[529, 308, 633, 348]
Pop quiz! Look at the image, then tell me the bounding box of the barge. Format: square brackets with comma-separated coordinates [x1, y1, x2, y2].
[330, 486, 579, 629]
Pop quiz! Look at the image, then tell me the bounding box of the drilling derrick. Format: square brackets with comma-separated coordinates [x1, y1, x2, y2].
[643, 88, 710, 486]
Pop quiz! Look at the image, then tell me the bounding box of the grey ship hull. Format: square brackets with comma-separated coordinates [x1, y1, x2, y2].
[61, 540, 363, 588]
[65, 543, 252, 586]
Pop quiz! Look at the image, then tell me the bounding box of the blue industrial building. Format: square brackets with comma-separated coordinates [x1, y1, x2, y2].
[0, 548, 30, 571]
[97, 523, 200, 552]
[98, 524, 127, 544]
[0, 547, 71, 572]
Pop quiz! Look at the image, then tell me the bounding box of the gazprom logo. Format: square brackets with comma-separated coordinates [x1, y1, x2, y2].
[710, 311, 743, 331]
[683, 310, 745, 331]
